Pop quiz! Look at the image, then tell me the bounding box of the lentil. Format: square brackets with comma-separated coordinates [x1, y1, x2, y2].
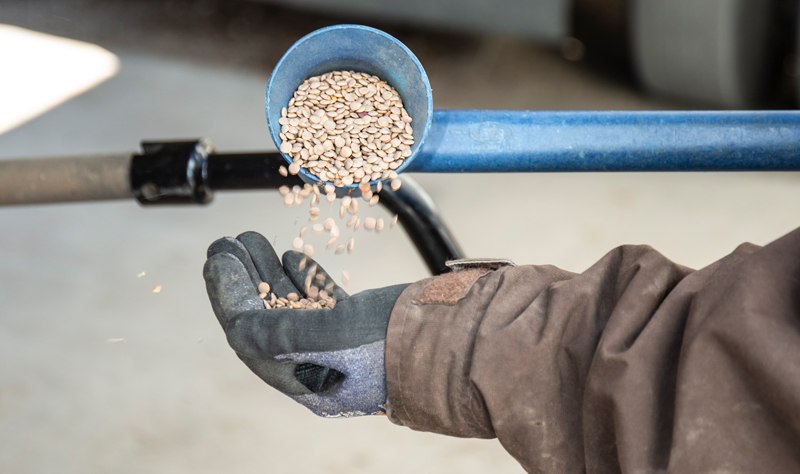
[280, 71, 414, 188]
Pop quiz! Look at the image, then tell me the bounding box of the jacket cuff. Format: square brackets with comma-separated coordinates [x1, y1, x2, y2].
[384, 266, 500, 438]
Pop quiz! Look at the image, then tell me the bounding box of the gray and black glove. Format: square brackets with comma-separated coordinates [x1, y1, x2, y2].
[203, 231, 408, 417]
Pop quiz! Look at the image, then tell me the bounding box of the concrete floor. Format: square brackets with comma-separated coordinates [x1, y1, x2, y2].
[2, 2, 800, 473]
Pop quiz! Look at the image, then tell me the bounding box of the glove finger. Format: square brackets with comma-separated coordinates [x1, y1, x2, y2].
[281, 250, 349, 301]
[207, 237, 262, 288]
[235, 231, 298, 297]
[203, 252, 263, 327]
[225, 304, 378, 359]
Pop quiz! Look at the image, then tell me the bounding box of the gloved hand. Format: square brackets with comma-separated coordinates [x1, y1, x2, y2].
[203, 231, 409, 418]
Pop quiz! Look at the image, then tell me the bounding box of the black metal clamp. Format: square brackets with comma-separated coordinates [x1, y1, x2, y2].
[130, 139, 463, 274]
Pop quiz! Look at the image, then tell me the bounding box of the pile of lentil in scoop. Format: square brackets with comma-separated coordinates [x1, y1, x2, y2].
[277, 70, 415, 187]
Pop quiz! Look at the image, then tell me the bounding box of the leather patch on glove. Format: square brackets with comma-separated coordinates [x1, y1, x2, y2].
[413, 259, 514, 306]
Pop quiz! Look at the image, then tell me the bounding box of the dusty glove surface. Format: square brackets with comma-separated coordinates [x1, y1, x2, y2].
[203, 231, 408, 417]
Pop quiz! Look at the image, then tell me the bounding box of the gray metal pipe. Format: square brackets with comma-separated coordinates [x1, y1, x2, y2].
[0, 153, 132, 205]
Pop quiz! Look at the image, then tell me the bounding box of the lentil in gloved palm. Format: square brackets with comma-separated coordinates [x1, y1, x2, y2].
[203, 231, 408, 417]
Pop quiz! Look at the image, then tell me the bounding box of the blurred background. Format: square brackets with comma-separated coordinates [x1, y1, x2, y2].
[1, 1, 799, 473]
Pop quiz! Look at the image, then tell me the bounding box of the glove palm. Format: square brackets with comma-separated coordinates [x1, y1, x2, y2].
[203, 231, 407, 417]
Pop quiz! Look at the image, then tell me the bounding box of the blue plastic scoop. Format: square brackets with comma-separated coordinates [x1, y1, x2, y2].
[266, 25, 432, 190]
[268, 25, 800, 179]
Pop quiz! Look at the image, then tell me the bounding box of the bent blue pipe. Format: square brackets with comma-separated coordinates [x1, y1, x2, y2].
[407, 110, 800, 172]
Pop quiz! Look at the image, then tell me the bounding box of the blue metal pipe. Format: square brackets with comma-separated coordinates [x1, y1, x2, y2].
[407, 110, 800, 172]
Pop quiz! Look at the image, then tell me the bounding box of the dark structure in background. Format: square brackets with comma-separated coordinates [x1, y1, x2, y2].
[256, 0, 800, 109]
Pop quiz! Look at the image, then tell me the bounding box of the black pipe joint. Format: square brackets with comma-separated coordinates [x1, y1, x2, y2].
[131, 139, 214, 205]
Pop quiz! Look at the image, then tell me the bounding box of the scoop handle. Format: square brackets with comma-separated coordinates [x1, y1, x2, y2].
[0, 153, 132, 205]
[408, 110, 800, 172]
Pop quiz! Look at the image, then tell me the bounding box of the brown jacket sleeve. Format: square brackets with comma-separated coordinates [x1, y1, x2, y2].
[385, 227, 800, 474]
